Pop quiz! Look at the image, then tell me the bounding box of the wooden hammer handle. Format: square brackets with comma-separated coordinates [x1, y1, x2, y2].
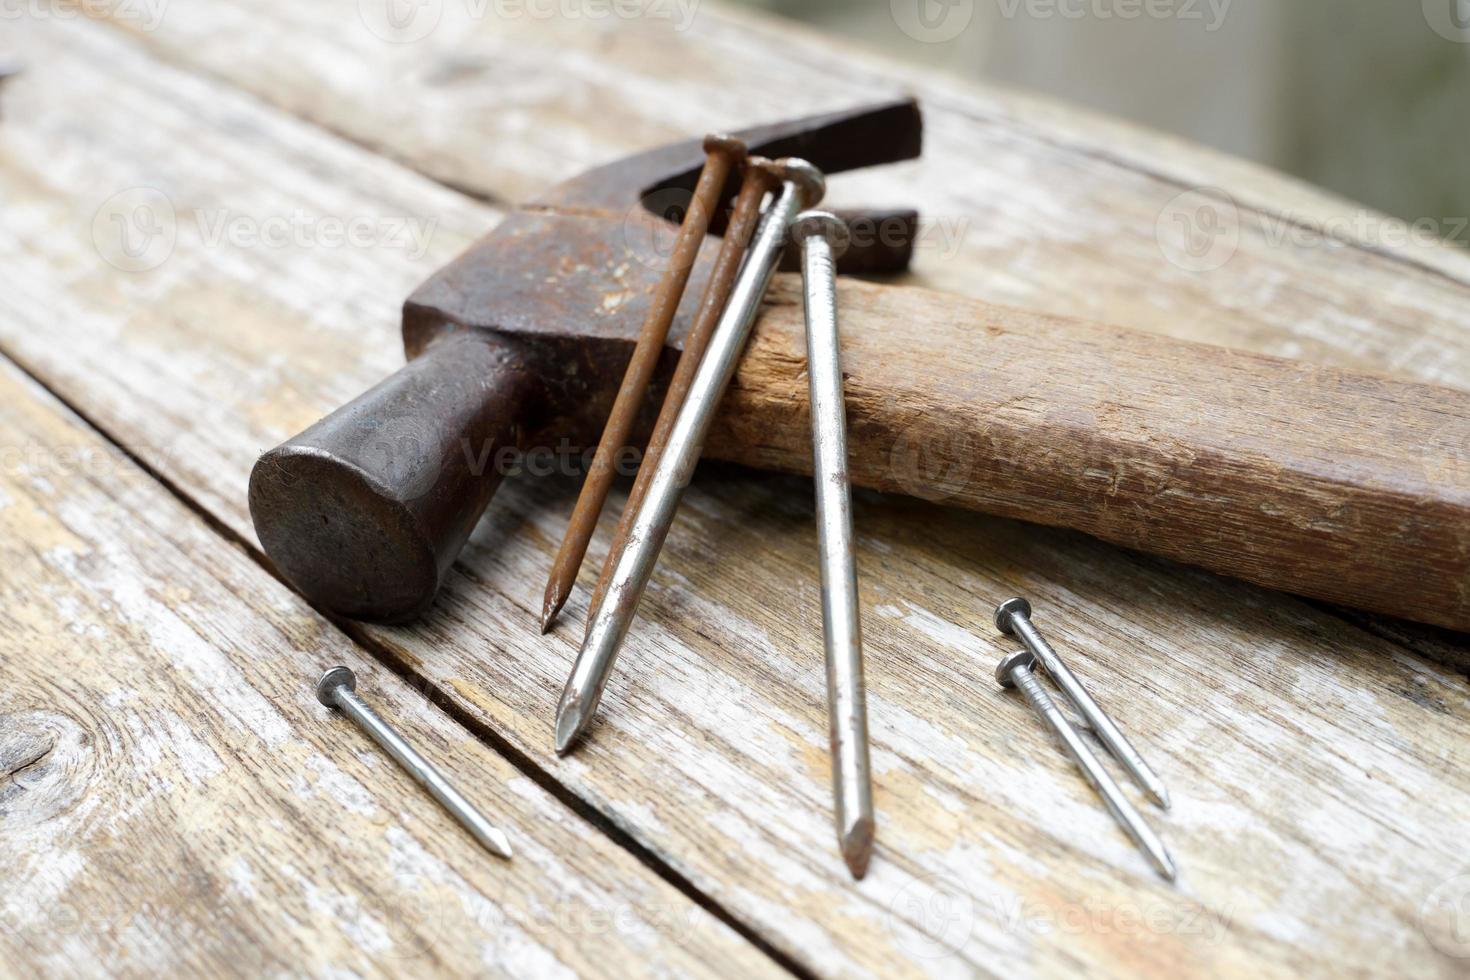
[707, 276, 1470, 631]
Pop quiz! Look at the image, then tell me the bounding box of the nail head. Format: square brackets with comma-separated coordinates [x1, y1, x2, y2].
[792, 209, 851, 257]
[757, 157, 825, 209]
[702, 133, 748, 161]
[316, 665, 356, 706]
[995, 649, 1036, 688]
[994, 596, 1032, 635]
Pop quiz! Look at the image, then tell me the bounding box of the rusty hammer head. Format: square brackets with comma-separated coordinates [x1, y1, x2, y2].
[249, 100, 923, 622]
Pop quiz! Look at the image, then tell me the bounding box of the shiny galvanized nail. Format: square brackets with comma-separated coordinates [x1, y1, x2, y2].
[586, 159, 778, 630]
[996, 651, 1176, 881]
[316, 666, 513, 859]
[540, 134, 749, 634]
[995, 597, 1171, 810]
[554, 157, 826, 756]
[793, 209, 874, 879]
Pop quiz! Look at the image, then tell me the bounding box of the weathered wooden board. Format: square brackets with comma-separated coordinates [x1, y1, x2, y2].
[2, 16, 1468, 979]
[0, 359, 772, 976]
[95, 0, 1470, 390]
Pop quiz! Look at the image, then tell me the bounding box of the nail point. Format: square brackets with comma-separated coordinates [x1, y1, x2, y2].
[486, 828, 514, 860]
[540, 585, 564, 634]
[554, 699, 586, 756]
[840, 816, 876, 879]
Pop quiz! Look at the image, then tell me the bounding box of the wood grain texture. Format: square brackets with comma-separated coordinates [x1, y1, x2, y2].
[710, 282, 1470, 630]
[0, 358, 771, 977]
[2, 16, 1469, 979]
[95, 0, 1470, 390]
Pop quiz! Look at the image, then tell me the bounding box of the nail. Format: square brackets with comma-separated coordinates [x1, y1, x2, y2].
[995, 597, 1171, 809]
[554, 157, 825, 755]
[316, 666, 513, 859]
[996, 652, 1176, 881]
[540, 134, 748, 633]
[793, 209, 874, 878]
[586, 157, 777, 629]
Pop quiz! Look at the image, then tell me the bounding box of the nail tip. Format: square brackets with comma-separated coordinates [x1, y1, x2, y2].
[840, 817, 876, 879]
[540, 590, 563, 634]
[553, 704, 586, 756]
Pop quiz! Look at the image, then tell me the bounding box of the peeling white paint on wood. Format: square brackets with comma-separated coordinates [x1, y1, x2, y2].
[0, 11, 1467, 979]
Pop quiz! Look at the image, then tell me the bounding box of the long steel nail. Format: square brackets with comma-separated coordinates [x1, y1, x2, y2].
[586, 159, 777, 630]
[554, 157, 826, 755]
[995, 597, 1171, 809]
[996, 652, 1177, 881]
[316, 666, 513, 859]
[540, 134, 748, 634]
[793, 210, 874, 879]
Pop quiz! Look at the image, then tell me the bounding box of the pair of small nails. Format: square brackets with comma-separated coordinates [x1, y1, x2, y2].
[993, 598, 1177, 881]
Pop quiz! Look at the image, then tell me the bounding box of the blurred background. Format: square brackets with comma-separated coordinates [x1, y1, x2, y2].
[734, 0, 1470, 232]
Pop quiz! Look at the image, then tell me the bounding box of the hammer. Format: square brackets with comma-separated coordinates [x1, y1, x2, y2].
[249, 99, 1470, 633]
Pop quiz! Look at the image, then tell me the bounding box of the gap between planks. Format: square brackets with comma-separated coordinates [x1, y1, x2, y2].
[72, 10, 1470, 676]
[0, 341, 817, 980]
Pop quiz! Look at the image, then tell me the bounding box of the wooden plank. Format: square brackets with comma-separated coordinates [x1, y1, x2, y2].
[92, 0, 1470, 392]
[0, 357, 773, 976]
[2, 17, 1468, 977]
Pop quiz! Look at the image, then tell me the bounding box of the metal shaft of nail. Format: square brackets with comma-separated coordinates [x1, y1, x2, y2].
[796, 211, 874, 878]
[585, 163, 776, 630]
[555, 164, 818, 754]
[1007, 662, 1176, 881]
[540, 135, 746, 634]
[320, 670, 512, 859]
[1008, 612, 1170, 809]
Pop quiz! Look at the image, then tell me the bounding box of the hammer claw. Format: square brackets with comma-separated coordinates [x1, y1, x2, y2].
[538, 98, 922, 214]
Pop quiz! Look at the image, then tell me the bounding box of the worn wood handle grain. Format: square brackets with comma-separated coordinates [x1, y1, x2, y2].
[704, 275, 1470, 631]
